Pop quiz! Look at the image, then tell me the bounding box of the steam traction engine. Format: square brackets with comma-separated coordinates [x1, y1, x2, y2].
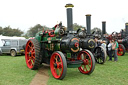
[116, 23, 128, 56]
[78, 14, 107, 64]
[25, 4, 96, 80]
[102, 22, 128, 56]
[106, 30, 127, 56]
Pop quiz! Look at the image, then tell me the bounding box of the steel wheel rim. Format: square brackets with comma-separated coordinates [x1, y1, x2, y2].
[95, 47, 104, 63]
[117, 45, 124, 56]
[77, 51, 93, 74]
[25, 40, 35, 69]
[50, 53, 63, 79]
[11, 50, 15, 56]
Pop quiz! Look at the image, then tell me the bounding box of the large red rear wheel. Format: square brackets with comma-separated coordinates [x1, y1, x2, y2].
[117, 44, 125, 56]
[25, 39, 41, 70]
[50, 51, 67, 80]
[77, 49, 95, 75]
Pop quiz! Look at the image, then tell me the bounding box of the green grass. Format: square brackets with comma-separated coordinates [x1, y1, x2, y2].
[1, 54, 128, 85]
[0, 55, 37, 85]
[48, 54, 128, 85]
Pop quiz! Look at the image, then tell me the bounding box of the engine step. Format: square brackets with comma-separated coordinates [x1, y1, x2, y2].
[67, 60, 83, 68]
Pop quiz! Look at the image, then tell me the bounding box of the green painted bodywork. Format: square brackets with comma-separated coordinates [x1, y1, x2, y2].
[35, 26, 61, 52]
[67, 64, 81, 68]
[35, 31, 42, 42]
[67, 53, 71, 58]
[54, 27, 60, 36]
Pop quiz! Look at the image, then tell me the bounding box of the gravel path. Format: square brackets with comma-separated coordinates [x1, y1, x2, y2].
[30, 64, 50, 85]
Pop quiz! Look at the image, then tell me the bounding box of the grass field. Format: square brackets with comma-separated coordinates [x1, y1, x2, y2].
[48, 54, 128, 85]
[0, 54, 128, 85]
[0, 55, 37, 85]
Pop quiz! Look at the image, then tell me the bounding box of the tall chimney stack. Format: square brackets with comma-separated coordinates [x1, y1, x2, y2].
[125, 23, 128, 35]
[102, 21, 106, 37]
[86, 14, 91, 35]
[65, 4, 74, 32]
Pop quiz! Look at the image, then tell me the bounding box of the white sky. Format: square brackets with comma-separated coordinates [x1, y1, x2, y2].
[0, 0, 128, 33]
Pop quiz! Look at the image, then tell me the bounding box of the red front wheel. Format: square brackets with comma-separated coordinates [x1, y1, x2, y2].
[77, 49, 95, 75]
[50, 51, 67, 80]
[117, 44, 125, 56]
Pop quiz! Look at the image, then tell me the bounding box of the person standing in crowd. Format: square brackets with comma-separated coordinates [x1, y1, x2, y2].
[108, 40, 113, 61]
[112, 39, 119, 62]
[94, 37, 102, 47]
[101, 40, 106, 51]
[94, 37, 107, 50]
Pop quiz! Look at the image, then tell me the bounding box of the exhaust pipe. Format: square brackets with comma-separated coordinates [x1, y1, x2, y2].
[86, 14, 91, 35]
[125, 23, 128, 35]
[102, 21, 106, 37]
[65, 4, 74, 32]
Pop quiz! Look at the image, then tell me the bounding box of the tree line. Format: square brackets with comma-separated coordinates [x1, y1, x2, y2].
[0, 23, 102, 38]
[0, 26, 23, 36]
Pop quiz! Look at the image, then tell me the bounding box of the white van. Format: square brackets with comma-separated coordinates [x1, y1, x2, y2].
[0, 38, 28, 56]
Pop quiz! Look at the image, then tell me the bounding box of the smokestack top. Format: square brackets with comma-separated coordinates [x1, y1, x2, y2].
[65, 4, 74, 8]
[86, 14, 91, 16]
[125, 23, 128, 25]
[102, 21, 106, 23]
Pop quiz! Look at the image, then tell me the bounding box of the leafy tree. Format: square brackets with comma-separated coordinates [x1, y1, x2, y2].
[27, 24, 49, 37]
[0, 27, 3, 35]
[3, 26, 12, 36]
[12, 28, 23, 36]
[73, 23, 85, 31]
[22, 33, 29, 39]
[91, 27, 101, 34]
[2, 26, 23, 36]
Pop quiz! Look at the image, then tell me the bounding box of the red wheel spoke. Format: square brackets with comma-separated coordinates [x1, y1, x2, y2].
[55, 56, 58, 62]
[59, 62, 62, 68]
[58, 68, 62, 76]
[29, 46, 32, 50]
[31, 47, 34, 52]
[80, 64, 84, 67]
[26, 52, 29, 55]
[28, 45, 31, 49]
[54, 68, 57, 72]
[53, 62, 55, 65]
[87, 58, 90, 61]
[87, 64, 91, 68]
[27, 59, 31, 63]
[31, 52, 35, 56]
[31, 59, 34, 65]
[88, 61, 91, 64]
[29, 56, 32, 59]
[57, 61, 62, 66]
[31, 56, 35, 60]
[84, 54, 87, 59]
[83, 65, 88, 71]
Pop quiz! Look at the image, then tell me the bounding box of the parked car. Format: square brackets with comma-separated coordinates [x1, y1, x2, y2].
[0, 39, 28, 56]
[0, 48, 2, 55]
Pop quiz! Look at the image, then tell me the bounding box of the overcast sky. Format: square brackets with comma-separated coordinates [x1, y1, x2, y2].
[0, 0, 128, 33]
